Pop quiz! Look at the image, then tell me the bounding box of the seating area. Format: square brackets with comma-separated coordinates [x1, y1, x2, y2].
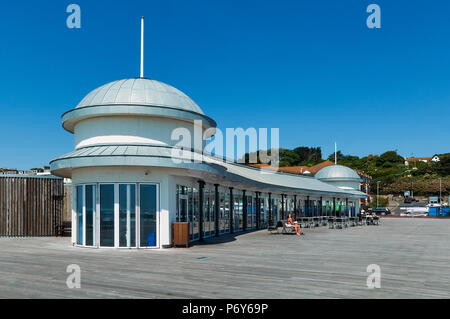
[268, 214, 381, 234]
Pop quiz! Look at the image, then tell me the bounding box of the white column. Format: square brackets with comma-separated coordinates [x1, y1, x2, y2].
[71, 186, 77, 245]
[82, 185, 86, 246]
[159, 178, 170, 248]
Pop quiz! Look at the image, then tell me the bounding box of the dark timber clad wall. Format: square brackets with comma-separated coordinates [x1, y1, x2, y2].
[0, 176, 64, 237]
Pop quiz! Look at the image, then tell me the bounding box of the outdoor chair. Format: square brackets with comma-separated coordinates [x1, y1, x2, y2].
[281, 220, 297, 234]
[335, 217, 345, 229]
[55, 221, 72, 237]
[373, 216, 380, 226]
[313, 217, 320, 227]
[361, 216, 367, 226]
[328, 216, 335, 229]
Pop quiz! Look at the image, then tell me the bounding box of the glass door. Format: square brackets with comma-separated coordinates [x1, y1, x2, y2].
[100, 184, 115, 247]
[119, 184, 136, 248]
[139, 184, 158, 247]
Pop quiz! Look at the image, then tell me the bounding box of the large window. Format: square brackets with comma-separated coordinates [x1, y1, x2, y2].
[100, 184, 115, 247]
[140, 184, 157, 247]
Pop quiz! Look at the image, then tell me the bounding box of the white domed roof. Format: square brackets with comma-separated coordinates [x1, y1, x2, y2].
[76, 78, 204, 115]
[315, 164, 361, 181]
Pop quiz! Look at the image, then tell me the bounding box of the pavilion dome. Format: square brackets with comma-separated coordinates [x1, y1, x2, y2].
[76, 78, 205, 115]
[315, 164, 362, 182]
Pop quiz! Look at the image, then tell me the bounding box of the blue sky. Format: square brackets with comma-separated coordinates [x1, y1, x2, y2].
[0, 0, 449, 169]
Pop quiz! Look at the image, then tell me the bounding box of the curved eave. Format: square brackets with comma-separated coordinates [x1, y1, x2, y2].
[61, 104, 217, 134]
[50, 145, 366, 199]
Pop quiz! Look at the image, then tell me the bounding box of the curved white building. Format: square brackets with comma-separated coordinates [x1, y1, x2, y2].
[51, 77, 367, 249]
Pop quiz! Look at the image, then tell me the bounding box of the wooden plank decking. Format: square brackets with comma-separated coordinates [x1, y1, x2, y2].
[0, 218, 449, 298]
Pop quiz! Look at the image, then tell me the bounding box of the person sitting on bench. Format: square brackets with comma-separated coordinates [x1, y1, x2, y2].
[287, 214, 303, 236]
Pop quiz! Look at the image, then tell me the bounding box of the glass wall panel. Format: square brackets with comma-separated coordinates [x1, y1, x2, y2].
[261, 196, 267, 227]
[192, 187, 199, 240]
[272, 198, 279, 221]
[219, 190, 226, 233]
[234, 192, 243, 232]
[76, 185, 83, 245]
[140, 184, 157, 247]
[85, 185, 96, 246]
[100, 184, 115, 247]
[177, 185, 188, 222]
[210, 189, 215, 236]
[246, 195, 253, 229]
[203, 188, 210, 237]
[187, 187, 194, 240]
[119, 184, 136, 247]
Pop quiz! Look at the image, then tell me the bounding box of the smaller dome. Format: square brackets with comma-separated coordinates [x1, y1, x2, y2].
[315, 164, 361, 182]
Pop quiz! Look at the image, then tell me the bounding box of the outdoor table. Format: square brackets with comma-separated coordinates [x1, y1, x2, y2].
[312, 217, 320, 227]
[298, 217, 308, 228]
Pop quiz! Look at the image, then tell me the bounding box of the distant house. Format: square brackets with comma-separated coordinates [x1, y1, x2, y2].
[431, 155, 441, 163]
[405, 155, 440, 165]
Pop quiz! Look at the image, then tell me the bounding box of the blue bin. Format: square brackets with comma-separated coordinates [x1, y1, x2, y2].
[147, 232, 156, 246]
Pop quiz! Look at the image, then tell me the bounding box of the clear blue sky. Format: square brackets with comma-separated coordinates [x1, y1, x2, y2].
[0, 0, 449, 169]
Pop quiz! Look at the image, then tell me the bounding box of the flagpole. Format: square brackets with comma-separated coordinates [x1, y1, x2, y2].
[334, 142, 337, 165]
[140, 17, 144, 78]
